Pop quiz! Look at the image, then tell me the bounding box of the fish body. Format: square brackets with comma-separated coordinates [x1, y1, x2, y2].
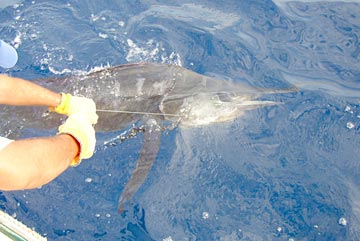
[0, 63, 295, 212]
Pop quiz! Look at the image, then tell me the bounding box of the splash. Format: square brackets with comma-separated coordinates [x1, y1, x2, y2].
[125, 39, 182, 66]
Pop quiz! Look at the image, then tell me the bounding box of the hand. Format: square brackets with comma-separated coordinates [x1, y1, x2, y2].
[50, 93, 98, 124]
[58, 113, 96, 166]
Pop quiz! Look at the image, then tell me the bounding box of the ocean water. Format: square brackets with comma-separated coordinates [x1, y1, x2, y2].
[0, 0, 360, 240]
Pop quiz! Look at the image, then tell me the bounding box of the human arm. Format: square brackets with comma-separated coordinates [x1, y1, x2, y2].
[0, 74, 98, 124]
[0, 113, 96, 191]
[0, 134, 79, 190]
[0, 74, 97, 190]
[0, 74, 61, 107]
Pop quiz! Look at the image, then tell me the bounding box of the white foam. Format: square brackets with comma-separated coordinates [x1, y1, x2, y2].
[85, 177, 93, 183]
[13, 32, 22, 49]
[48, 66, 73, 75]
[346, 122, 355, 129]
[202, 211, 210, 220]
[125, 38, 182, 65]
[90, 14, 99, 22]
[163, 236, 174, 241]
[98, 33, 108, 39]
[338, 217, 347, 226]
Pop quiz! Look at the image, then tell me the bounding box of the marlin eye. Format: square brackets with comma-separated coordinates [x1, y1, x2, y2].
[217, 93, 233, 102]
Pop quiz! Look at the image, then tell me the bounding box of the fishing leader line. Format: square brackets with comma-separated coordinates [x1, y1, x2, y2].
[96, 109, 181, 117]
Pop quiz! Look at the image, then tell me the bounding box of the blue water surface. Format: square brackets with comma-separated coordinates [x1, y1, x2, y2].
[0, 0, 360, 240]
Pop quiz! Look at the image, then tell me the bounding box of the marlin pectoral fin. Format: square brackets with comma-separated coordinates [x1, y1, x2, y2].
[118, 120, 161, 213]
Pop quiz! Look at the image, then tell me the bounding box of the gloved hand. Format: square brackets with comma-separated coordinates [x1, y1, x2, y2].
[58, 113, 96, 167]
[50, 93, 98, 124]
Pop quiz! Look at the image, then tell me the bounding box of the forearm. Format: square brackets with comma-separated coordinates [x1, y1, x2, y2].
[0, 134, 80, 190]
[0, 74, 61, 107]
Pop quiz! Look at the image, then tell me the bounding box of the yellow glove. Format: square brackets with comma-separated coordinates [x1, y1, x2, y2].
[58, 113, 96, 167]
[50, 93, 98, 124]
